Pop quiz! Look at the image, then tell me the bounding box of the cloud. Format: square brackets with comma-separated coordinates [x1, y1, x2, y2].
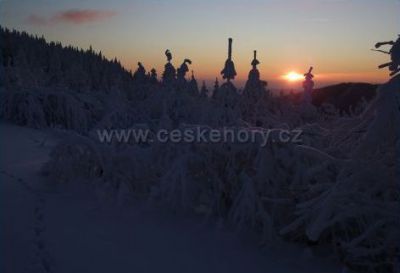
[27, 9, 117, 26]
[53, 9, 117, 24]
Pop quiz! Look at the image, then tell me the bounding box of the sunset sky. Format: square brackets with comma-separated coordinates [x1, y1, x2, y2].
[0, 0, 399, 88]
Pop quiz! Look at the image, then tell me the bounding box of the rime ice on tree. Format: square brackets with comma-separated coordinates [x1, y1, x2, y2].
[221, 38, 237, 82]
[188, 70, 199, 96]
[242, 50, 268, 111]
[133, 62, 147, 84]
[200, 81, 208, 98]
[177, 59, 192, 89]
[302, 66, 314, 105]
[162, 49, 176, 85]
[374, 35, 400, 77]
[248, 50, 260, 83]
[150, 68, 158, 84]
[177, 59, 192, 82]
[214, 38, 239, 103]
[244, 50, 267, 98]
[212, 78, 219, 97]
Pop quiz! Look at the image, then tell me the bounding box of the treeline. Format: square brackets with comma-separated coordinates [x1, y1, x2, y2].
[0, 26, 134, 93]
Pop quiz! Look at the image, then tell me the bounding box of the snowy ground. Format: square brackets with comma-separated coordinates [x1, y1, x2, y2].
[0, 123, 341, 273]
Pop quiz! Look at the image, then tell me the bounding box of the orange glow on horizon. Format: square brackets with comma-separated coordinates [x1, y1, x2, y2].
[122, 57, 388, 88]
[282, 71, 303, 82]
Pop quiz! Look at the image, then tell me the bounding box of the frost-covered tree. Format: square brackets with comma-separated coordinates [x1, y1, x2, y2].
[3, 27, 398, 272]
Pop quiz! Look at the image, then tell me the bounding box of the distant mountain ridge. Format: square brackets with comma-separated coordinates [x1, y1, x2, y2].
[312, 82, 379, 113]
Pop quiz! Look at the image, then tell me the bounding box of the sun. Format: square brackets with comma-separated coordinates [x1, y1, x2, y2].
[283, 71, 303, 82]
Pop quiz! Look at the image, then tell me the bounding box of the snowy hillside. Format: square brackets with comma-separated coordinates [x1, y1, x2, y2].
[0, 123, 341, 273]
